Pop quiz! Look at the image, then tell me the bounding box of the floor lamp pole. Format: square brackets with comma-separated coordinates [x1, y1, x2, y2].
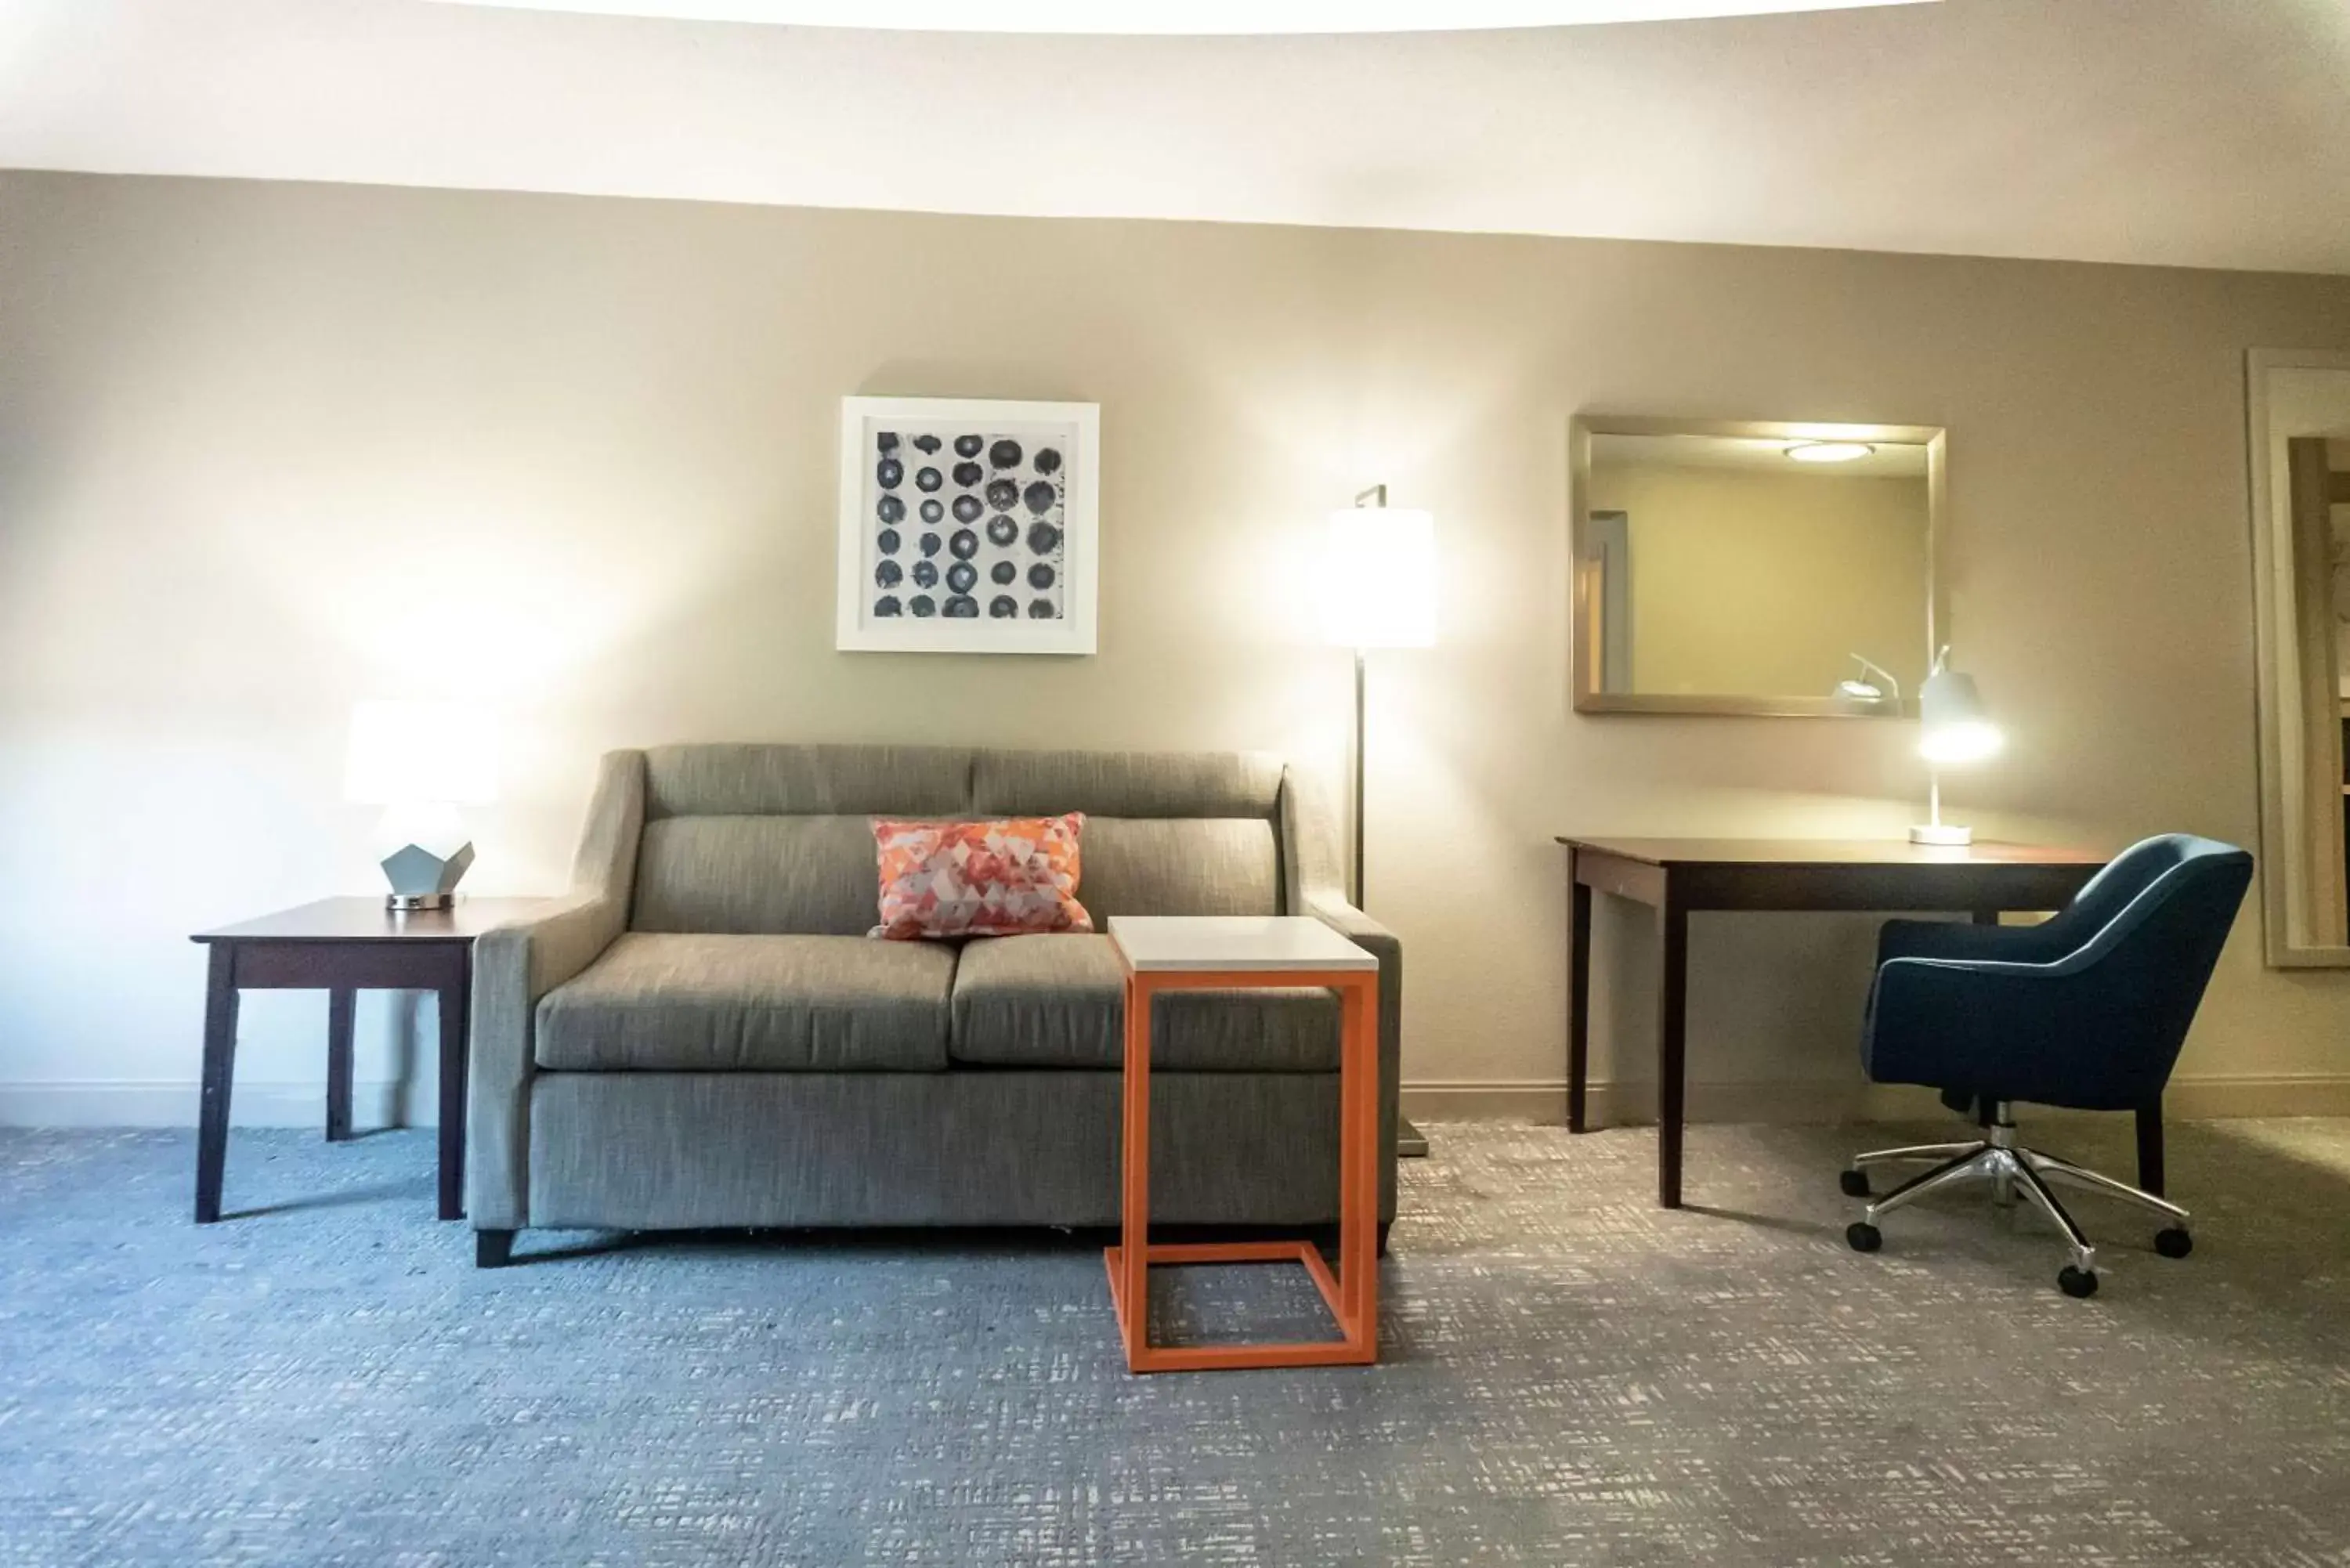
[1352, 647, 1367, 905]
[1350, 643, 1428, 1158]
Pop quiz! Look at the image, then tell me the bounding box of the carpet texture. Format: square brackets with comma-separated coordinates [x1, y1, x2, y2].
[3, 1117, 2348, 1566]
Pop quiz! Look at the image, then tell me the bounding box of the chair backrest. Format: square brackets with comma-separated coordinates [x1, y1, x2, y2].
[627, 743, 1288, 935]
[2048, 834, 2254, 1103]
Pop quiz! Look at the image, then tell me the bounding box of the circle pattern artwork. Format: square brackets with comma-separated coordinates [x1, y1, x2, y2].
[863, 417, 1074, 631]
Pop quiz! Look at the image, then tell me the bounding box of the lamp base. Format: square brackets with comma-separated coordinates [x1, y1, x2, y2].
[1908, 822, 1974, 847]
[385, 892, 457, 912]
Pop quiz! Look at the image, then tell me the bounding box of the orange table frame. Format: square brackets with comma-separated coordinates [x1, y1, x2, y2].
[1104, 961, 1380, 1373]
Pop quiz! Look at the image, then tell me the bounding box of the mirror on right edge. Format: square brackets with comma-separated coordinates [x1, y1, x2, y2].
[1571, 416, 1947, 716]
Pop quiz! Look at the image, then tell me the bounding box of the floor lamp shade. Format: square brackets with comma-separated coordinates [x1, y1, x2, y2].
[1318, 508, 1437, 650]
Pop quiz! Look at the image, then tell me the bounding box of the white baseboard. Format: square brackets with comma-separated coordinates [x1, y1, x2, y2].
[0, 1080, 423, 1129]
[1398, 1075, 2350, 1125]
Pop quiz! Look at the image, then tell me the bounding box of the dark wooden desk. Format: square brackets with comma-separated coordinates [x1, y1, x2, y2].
[190, 897, 545, 1223]
[1557, 837, 2108, 1209]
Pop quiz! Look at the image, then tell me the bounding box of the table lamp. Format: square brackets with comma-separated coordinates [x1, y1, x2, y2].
[344, 700, 498, 910]
[1319, 486, 1436, 1155]
[1910, 647, 2002, 846]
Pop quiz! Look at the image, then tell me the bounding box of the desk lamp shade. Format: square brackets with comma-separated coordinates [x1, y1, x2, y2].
[345, 701, 497, 909]
[1911, 652, 2002, 845]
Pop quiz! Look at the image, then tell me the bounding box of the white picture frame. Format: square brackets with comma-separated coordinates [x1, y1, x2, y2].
[836, 396, 1101, 655]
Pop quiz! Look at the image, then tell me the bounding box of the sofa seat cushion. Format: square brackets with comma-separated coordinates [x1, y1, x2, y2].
[949, 934, 1340, 1071]
[537, 933, 955, 1072]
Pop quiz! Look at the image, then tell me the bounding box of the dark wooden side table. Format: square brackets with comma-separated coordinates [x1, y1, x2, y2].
[189, 897, 545, 1223]
[1556, 838, 2109, 1210]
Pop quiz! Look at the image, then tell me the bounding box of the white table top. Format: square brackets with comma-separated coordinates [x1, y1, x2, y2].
[1105, 916, 1377, 973]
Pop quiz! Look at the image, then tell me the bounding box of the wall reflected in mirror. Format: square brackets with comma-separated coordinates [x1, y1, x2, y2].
[2247, 351, 2350, 966]
[1571, 417, 1944, 717]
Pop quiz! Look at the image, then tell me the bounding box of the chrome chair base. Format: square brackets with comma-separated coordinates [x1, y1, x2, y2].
[1843, 1107, 2191, 1296]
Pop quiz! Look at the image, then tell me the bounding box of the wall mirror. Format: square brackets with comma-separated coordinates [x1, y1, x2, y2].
[1571, 415, 1947, 717]
[2247, 349, 2350, 967]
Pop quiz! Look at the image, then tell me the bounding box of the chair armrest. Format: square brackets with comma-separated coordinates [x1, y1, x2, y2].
[467, 893, 626, 1229]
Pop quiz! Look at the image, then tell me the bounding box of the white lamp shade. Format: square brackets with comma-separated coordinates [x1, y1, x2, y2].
[1918, 668, 2003, 764]
[1318, 507, 1437, 649]
[344, 700, 499, 806]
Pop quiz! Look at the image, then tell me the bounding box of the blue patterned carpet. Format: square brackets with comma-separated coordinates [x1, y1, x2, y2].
[4, 1118, 2348, 1566]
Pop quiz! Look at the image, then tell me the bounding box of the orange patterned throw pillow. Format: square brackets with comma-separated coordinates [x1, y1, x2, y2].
[872, 814, 1092, 940]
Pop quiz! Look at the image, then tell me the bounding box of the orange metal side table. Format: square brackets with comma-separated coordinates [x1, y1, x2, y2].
[1103, 915, 1381, 1373]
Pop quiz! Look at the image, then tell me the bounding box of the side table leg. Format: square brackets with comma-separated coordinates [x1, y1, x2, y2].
[325, 987, 356, 1142]
[1567, 870, 1593, 1133]
[1657, 894, 1688, 1209]
[436, 959, 470, 1221]
[196, 944, 240, 1223]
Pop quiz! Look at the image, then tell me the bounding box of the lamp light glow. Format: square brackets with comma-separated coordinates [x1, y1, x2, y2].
[1318, 508, 1437, 649]
[1785, 441, 1875, 464]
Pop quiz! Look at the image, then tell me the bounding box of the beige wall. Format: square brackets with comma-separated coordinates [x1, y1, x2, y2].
[1589, 464, 1929, 699]
[5, 171, 2350, 1127]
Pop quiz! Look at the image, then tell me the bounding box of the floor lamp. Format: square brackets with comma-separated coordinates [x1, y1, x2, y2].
[1321, 486, 1437, 1156]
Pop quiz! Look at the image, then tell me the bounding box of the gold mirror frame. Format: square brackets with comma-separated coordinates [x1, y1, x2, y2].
[1569, 414, 1949, 717]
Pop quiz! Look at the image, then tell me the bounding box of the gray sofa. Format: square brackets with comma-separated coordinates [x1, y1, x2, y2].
[466, 743, 1401, 1265]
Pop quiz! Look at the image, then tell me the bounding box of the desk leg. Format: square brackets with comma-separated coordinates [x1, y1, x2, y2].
[436, 960, 469, 1222]
[1567, 872, 1592, 1134]
[1657, 894, 1687, 1209]
[196, 944, 239, 1223]
[2135, 1103, 2166, 1198]
[324, 987, 356, 1142]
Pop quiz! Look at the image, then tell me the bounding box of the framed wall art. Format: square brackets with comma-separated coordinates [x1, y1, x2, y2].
[836, 396, 1101, 655]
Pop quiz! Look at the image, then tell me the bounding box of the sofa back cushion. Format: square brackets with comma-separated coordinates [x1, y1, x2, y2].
[971, 748, 1284, 919]
[631, 742, 1286, 933]
[634, 816, 886, 936]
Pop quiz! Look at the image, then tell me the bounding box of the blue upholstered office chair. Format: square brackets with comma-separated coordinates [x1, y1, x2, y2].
[1842, 834, 2254, 1298]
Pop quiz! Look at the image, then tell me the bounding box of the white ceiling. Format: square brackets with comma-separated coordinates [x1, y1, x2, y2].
[436, 0, 1928, 33]
[2, 0, 2346, 274]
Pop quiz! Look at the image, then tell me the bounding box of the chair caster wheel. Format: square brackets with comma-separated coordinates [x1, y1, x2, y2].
[2058, 1266, 2099, 1299]
[1846, 1221, 1882, 1253]
[1838, 1169, 1871, 1198]
[2154, 1227, 2193, 1259]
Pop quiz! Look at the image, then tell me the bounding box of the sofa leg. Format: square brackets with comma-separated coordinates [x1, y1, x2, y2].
[475, 1229, 515, 1269]
[1377, 1220, 1391, 1259]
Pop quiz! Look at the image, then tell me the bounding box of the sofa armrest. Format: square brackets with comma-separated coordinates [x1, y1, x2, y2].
[1281, 764, 1405, 1219]
[466, 749, 645, 1229]
[467, 894, 626, 1227]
